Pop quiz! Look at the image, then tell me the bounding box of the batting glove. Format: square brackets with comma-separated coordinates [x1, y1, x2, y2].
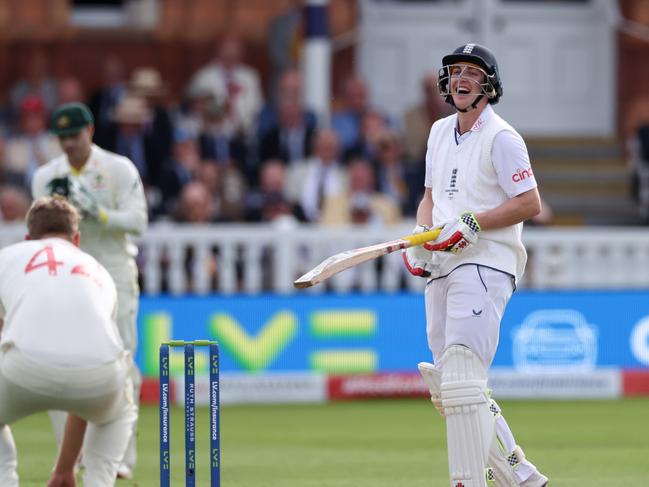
[68, 177, 103, 221]
[425, 211, 480, 254]
[402, 224, 435, 277]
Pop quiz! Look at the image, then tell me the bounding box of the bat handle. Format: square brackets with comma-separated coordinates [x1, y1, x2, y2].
[402, 228, 442, 247]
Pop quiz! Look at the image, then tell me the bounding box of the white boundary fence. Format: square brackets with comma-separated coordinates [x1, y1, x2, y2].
[2, 223, 649, 294]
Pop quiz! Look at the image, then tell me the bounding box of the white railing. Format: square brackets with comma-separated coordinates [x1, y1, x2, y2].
[2, 223, 649, 294]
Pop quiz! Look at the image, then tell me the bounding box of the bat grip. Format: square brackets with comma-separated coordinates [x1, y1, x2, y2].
[402, 228, 442, 247]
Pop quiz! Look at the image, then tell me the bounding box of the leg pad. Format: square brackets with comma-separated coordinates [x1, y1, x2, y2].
[441, 345, 495, 487]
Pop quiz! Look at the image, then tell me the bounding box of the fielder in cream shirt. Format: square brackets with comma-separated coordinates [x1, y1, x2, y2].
[32, 102, 147, 479]
[0, 196, 136, 486]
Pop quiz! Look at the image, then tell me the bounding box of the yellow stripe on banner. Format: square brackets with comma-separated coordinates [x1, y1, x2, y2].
[310, 350, 377, 374]
[310, 311, 376, 338]
[402, 228, 441, 247]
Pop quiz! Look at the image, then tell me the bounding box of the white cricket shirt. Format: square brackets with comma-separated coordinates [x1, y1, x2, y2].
[0, 238, 124, 366]
[32, 144, 148, 280]
[424, 105, 537, 281]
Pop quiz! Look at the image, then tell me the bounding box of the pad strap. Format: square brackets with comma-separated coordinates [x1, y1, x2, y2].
[418, 362, 444, 416]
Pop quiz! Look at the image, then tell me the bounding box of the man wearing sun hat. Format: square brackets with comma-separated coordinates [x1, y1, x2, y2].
[31, 101, 147, 480]
[5, 94, 61, 188]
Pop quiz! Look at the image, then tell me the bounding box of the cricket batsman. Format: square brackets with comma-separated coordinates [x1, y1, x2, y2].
[402, 44, 550, 486]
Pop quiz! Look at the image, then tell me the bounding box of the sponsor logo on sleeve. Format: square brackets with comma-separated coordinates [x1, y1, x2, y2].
[512, 167, 534, 183]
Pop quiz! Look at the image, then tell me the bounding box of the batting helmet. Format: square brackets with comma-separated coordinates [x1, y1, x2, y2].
[438, 43, 503, 108]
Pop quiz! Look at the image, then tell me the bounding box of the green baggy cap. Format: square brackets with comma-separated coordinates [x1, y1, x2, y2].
[50, 102, 94, 136]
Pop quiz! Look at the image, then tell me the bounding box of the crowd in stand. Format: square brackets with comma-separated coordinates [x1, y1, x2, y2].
[0, 33, 455, 227]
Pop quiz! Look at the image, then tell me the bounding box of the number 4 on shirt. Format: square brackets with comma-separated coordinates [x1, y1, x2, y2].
[24, 247, 101, 286]
[24, 246, 63, 276]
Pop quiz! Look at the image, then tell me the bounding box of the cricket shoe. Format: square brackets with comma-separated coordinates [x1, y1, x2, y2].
[520, 471, 549, 487]
[116, 464, 133, 480]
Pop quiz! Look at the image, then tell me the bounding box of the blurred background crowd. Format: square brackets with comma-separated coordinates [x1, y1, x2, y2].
[0, 0, 441, 230]
[0, 0, 648, 228]
[0, 31, 443, 228]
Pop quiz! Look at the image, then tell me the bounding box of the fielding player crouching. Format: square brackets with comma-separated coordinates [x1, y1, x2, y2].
[0, 196, 137, 486]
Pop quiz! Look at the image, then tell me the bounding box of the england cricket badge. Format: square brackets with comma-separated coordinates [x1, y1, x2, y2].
[445, 168, 459, 199]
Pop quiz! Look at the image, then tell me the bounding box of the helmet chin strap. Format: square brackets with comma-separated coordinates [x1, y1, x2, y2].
[453, 93, 484, 113]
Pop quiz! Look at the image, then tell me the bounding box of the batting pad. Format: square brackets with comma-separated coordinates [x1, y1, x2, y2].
[441, 345, 495, 487]
[418, 362, 444, 416]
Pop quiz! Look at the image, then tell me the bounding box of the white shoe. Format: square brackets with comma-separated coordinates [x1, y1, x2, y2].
[521, 471, 549, 487]
[116, 464, 133, 480]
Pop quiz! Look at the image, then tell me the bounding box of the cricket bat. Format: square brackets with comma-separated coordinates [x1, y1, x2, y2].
[293, 227, 442, 289]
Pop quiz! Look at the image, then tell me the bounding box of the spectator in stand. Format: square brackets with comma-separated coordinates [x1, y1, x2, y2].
[157, 129, 202, 219]
[258, 80, 316, 166]
[401, 74, 452, 216]
[88, 55, 127, 147]
[332, 76, 393, 154]
[187, 33, 263, 136]
[175, 86, 213, 140]
[285, 128, 346, 222]
[9, 51, 58, 120]
[320, 158, 401, 226]
[373, 131, 410, 214]
[343, 109, 389, 163]
[0, 136, 24, 188]
[56, 75, 85, 105]
[257, 68, 317, 141]
[163, 181, 218, 294]
[0, 185, 30, 222]
[174, 180, 215, 224]
[198, 97, 249, 180]
[626, 97, 649, 223]
[402, 72, 454, 163]
[106, 95, 153, 183]
[245, 159, 304, 222]
[5, 95, 61, 188]
[169, 172, 246, 292]
[198, 161, 247, 223]
[128, 67, 175, 186]
[259, 191, 300, 225]
[266, 0, 303, 101]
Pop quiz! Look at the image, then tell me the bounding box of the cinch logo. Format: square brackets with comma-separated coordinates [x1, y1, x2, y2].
[512, 167, 533, 183]
[471, 117, 484, 131]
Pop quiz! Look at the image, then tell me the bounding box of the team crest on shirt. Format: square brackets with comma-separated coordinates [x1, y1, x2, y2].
[444, 168, 459, 199]
[90, 173, 107, 189]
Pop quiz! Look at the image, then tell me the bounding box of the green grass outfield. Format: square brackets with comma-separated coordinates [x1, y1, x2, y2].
[11, 398, 649, 486]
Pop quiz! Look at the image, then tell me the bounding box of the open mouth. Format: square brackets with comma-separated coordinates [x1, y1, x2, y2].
[456, 87, 471, 95]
